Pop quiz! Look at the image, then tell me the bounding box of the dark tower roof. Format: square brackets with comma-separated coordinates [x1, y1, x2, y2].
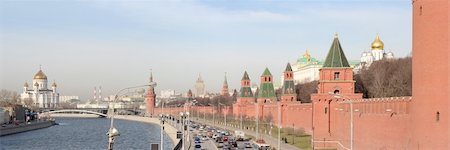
[285, 63, 293, 71]
[323, 34, 351, 68]
[242, 71, 250, 80]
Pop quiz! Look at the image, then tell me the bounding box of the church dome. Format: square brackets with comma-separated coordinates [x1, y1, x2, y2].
[33, 69, 47, 80]
[371, 34, 384, 50]
[387, 52, 394, 56]
[34, 82, 39, 86]
[24, 82, 29, 87]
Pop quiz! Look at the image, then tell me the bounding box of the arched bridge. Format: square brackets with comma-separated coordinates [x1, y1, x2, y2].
[44, 109, 108, 117]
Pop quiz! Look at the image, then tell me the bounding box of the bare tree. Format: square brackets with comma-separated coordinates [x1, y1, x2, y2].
[356, 57, 412, 98]
[0, 89, 20, 107]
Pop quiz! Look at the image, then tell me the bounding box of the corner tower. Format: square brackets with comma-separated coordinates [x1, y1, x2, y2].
[410, 0, 449, 149]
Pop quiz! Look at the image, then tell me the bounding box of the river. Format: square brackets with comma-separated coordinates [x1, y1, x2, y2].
[0, 117, 173, 150]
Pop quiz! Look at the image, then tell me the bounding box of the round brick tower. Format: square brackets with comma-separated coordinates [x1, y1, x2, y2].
[410, 0, 449, 149]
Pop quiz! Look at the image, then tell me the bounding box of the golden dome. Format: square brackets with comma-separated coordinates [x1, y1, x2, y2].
[371, 34, 384, 50]
[33, 69, 47, 79]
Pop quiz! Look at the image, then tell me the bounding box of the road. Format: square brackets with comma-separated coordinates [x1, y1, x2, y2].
[191, 118, 301, 150]
[187, 125, 253, 150]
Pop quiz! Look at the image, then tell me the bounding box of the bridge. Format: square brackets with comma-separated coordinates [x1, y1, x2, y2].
[43, 109, 108, 117]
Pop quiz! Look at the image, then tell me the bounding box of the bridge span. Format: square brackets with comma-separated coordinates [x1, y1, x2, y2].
[43, 109, 108, 117]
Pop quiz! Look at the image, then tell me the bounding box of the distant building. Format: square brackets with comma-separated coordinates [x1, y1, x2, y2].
[160, 89, 175, 99]
[20, 68, 60, 108]
[59, 96, 79, 103]
[195, 74, 206, 97]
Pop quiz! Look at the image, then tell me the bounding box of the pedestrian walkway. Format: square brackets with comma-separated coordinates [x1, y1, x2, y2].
[192, 117, 302, 150]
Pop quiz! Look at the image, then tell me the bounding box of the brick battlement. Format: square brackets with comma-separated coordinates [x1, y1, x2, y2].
[336, 96, 413, 115]
[338, 96, 412, 104]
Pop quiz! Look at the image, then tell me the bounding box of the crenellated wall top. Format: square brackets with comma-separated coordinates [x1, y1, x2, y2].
[337, 96, 413, 104]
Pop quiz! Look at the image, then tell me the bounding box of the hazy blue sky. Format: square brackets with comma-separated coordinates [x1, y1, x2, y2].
[0, 0, 412, 100]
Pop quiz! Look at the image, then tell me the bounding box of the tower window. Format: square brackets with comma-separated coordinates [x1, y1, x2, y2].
[436, 111, 440, 122]
[268, 77, 271, 82]
[334, 72, 340, 80]
[334, 90, 340, 94]
[325, 107, 328, 114]
[420, 6, 422, 15]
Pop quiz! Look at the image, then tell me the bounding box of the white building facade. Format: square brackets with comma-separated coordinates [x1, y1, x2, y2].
[355, 34, 395, 72]
[21, 69, 60, 108]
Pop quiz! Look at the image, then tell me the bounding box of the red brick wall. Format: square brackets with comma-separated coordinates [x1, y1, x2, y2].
[335, 97, 412, 150]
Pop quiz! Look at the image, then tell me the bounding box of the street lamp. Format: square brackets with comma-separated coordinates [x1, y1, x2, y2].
[107, 84, 154, 150]
[179, 111, 190, 150]
[329, 92, 353, 150]
[218, 103, 226, 129]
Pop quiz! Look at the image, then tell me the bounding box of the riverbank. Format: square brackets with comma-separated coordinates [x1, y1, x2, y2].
[114, 115, 179, 146]
[0, 120, 55, 136]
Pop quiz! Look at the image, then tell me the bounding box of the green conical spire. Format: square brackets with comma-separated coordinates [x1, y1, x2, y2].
[240, 71, 253, 98]
[285, 63, 292, 72]
[262, 67, 272, 76]
[258, 68, 275, 99]
[223, 72, 228, 85]
[323, 34, 350, 68]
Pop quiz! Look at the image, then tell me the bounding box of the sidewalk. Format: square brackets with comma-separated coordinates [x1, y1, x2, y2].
[192, 117, 302, 150]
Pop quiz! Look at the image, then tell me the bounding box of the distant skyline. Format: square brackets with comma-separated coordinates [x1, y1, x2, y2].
[0, 0, 412, 100]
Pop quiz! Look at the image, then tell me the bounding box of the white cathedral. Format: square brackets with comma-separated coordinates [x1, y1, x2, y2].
[21, 68, 60, 108]
[354, 34, 395, 72]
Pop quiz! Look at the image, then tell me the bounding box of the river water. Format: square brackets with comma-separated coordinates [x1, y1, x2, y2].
[0, 117, 173, 150]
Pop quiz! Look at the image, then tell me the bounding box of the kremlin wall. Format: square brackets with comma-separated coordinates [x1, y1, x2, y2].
[147, 1, 449, 149]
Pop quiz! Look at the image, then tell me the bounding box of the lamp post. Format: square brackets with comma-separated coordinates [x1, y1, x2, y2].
[160, 99, 165, 150]
[218, 103, 226, 129]
[107, 84, 153, 150]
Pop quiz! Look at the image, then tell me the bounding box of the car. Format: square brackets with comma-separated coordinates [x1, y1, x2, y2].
[222, 144, 230, 150]
[201, 136, 208, 141]
[194, 137, 201, 143]
[230, 141, 238, 147]
[195, 144, 201, 148]
[244, 142, 252, 148]
[217, 143, 224, 148]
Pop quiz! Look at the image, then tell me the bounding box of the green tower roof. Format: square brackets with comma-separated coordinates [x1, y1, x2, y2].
[262, 67, 272, 76]
[258, 68, 275, 99]
[323, 35, 350, 68]
[223, 73, 228, 85]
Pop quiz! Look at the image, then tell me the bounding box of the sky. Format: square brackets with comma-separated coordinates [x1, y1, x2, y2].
[0, 0, 412, 100]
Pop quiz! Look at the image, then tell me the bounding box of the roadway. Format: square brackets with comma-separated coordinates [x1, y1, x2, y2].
[190, 117, 301, 150]
[187, 124, 253, 150]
